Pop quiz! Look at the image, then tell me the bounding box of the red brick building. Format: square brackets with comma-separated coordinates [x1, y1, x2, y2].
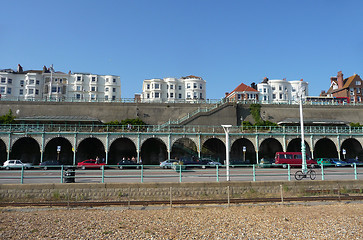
[321, 71, 363, 103]
[225, 83, 259, 101]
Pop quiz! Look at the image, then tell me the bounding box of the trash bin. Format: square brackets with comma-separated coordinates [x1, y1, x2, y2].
[64, 167, 76, 183]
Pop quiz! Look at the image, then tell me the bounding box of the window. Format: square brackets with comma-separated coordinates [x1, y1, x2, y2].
[279, 93, 283, 99]
[272, 86, 275, 91]
[170, 93, 174, 98]
[147, 93, 150, 99]
[106, 78, 109, 82]
[58, 87, 62, 93]
[193, 83, 197, 88]
[178, 85, 182, 90]
[35, 89, 39, 95]
[147, 84, 150, 90]
[155, 92, 160, 98]
[19, 89, 23, 95]
[170, 84, 174, 89]
[350, 88, 354, 95]
[77, 76, 81, 81]
[356, 81, 361, 85]
[105, 87, 109, 92]
[237, 94, 241, 100]
[166, 93, 169, 98]
[112, 96, 116, 100]
[7, 87, 11, 94]
[357, 88, 361, 94]
[263, 88, 266, 93]
[154, 83, 159, 89]
[76, 94, 81, 99]
[91, 86, 96, 91]
[113, 88, 116, 92]
[187, 93, 191, 98]
[92, 77, 96, 82]
[91, 94, 96, 100]
[20, 80, 24, 86]
[1, 78, 5, 83]
[76, 86, 81, 91]
[36, 80, 40, 85]
[200, 84, 202, 89]
[52, 87, 57, 93]
[113, 78, 116, 83]
[279, 86, 282, 91]
[8, 79, 12, 84]
[292, 88, 296, 92]
[167, 85, 169, 89]
[272, 94, 276, 99]
[187, 83, 190, 89]
[59, 79, 62, 83]
[200, 93, 203, 99]
[105, 95, 108, 100]
[264, 96, 267, 101]
[179, 93, 182, 99]
[29, 89, 34, 94]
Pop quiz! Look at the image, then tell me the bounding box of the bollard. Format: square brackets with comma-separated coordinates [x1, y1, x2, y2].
[253, 165, 256, 181]
[280, 185, 284, 204]
[179, 165, 182, 183]
[101, 165, 105, 183]
[216, 165, 219, 182]
[140, 165, 144, 183]
[60, 165, 64, 183]
[321, 164, 325, 181]
[354, 163, 357, 180]
[288, 164, 291, 181]
[227, 186, 230, 207]
[21, 165, 24, 184]
[170, 186, 173, 208]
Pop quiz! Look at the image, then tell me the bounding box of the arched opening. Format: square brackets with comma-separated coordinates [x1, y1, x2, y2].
[43, 137, 73, 165]
[0, 139, 7, 165]
[108, 138, 137, 165]
[171, 138, 198, 160]
[314, 138, 338, 158]
[340, 138, 363, 160]
[76, 138, 105, 163]
[259, 138, 283, 160]
[230, 138, 256, 163]
[10, 137, 40, 164]
[140, 138, 167, 165]
[286, 138, 311, 156]
[201, 138, 225, 163]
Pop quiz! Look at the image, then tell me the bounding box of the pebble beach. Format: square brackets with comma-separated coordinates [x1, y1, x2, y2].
[1, 202, 362, 239]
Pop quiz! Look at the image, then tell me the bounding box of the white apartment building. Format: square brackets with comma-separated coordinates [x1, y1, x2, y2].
[0, 65, 120, 101]
[141, 75, 206, 103]
[257, 78, 309, 103]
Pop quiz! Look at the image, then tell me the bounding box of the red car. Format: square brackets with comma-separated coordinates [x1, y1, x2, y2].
[77, 159, 106, 169]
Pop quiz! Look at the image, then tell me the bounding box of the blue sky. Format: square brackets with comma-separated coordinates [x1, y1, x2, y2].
[1, 0, 362, 99]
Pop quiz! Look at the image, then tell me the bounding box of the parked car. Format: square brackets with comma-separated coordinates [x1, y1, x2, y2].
[39, 160, 62, 170]
[117, 160, 141, 169]
[77, 159, 106, 169]
[345, 158, 362, 167]
[259, 158, 274, 168]
[3, 160, 33, 170]
[275, 152, 317, 168]
[199, 159, 222, 168]
[329, 158, 349, 167]
[316, 158, 333, 167]
[230, 159, 251, 167]
[160, 159, 178, 169]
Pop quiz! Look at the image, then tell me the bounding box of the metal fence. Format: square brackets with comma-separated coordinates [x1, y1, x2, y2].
[0, 164, 361, 184]
[1, 124, 363, 134]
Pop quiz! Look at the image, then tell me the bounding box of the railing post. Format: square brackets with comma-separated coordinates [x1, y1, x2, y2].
[141, 165, 144, 183]
[321, 164, 325, 181]
[354, 163, 357, 180]
[216, 165, 219, 182]
[61, 165, 64, 183]
[253, 164, 256, 181]
[21, 165, 24, 184]
[288, 164, 291, 181]
[101, 165, 105, 183]
[179, 165, 182, 182]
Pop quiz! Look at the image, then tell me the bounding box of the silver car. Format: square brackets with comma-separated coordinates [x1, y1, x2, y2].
[160, 159, 178, 169]
[3, 160, 33, 170]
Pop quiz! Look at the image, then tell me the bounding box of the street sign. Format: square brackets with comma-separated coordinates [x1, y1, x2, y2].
[57, 146, 61, 152]
[243, 146, 246, 152]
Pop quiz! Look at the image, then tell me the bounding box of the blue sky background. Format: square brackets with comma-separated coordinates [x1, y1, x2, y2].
[1, 0, 362, 99]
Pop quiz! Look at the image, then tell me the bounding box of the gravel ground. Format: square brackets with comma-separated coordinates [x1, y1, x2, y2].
[1, 202, 362, 239]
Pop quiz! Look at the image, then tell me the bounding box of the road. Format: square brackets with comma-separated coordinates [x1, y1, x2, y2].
[0, 166, 361, 184]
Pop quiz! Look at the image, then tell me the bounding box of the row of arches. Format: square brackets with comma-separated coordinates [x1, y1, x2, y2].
[1, 136, 362, 165]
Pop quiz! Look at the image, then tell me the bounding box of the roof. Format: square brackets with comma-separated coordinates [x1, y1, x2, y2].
[15, 115, 100, 123]
[327, 74, 361, 94]
[226, 83, 258, 98]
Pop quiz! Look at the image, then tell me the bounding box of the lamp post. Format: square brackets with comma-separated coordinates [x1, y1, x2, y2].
[242, 146, 246, 162]
[222, 125, 232, 181]
[342, 148, 346, 160]
[298, 83, 307, 174]
[240, 116, 244, 132]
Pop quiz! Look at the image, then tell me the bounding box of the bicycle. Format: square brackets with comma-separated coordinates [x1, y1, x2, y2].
[294, 169, 316, 180]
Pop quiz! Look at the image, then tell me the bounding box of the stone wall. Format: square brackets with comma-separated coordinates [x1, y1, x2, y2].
[1, 180, 362, 202]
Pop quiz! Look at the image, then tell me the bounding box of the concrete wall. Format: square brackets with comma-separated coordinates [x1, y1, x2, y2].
[1, 180, 362, 202]
[1, 101, 362, 126]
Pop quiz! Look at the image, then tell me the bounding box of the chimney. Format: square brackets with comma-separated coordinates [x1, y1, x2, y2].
[337, 71, 344, 89]
[251, 82, 257, 90]
[225, 92, 229, 97]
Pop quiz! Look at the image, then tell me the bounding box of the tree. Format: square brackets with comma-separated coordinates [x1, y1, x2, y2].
[0, 109, 16, 124]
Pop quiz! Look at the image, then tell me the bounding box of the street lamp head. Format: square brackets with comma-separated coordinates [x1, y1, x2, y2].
[221, 125, 232, 128]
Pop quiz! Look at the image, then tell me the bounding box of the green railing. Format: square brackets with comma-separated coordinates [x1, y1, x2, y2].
[0, 164, 361, 184]
[0, 124, 363, 134]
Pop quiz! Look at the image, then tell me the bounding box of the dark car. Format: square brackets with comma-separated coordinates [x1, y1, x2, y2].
[259, 158, 275, 168]
[230, 159, 251, 167]
[117, 160, 141, 169]
[39, 160, 63, 170]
